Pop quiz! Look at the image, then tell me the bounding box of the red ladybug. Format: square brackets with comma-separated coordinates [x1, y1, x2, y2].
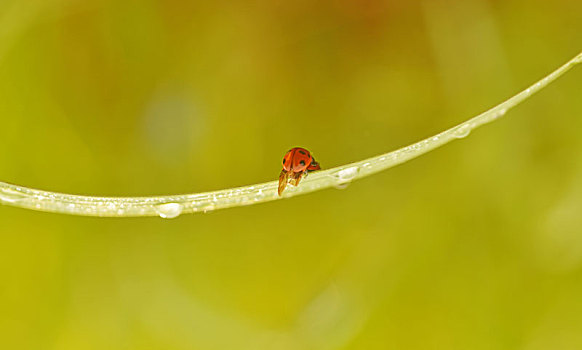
[278, 147, 321, 196]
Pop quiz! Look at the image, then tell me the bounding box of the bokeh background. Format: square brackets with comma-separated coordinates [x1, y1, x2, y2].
[1, 0, 581, 349]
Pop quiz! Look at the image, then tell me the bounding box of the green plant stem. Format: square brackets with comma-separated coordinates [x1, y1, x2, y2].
[1, 51, 581, 218]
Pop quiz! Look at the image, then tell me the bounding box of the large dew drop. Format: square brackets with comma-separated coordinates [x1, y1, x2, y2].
[155, 202, 183, 219]
[333, 166, 359, 189]
[454, 124, 471, 139]
[334, 182, 351, 190]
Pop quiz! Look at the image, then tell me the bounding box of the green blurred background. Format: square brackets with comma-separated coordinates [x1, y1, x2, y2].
[1, 0, 581, 349]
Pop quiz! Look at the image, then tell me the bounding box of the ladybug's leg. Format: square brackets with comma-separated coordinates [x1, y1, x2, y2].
[278, 170, 289, 196]
[289, 171, 303, 187]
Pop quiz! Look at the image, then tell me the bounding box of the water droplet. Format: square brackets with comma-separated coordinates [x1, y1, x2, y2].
[333, 166, 359, 189]
[362, 162, 372, 169]
[334, 182, 351, 190]
[155, 202, 183, 219]
[493, 108, 507, 119]
[0, 188, 28, 203]
[454, 124, 471, 138]
[573, 55, 582, 64]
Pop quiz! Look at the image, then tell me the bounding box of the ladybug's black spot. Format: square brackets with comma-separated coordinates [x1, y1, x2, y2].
[299, 150, 307, 155]
[300, 160, 306, 166]
[283, 158, 286, 164]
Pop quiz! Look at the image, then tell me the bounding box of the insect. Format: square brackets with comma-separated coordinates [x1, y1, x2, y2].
[278, 147, 321, 196]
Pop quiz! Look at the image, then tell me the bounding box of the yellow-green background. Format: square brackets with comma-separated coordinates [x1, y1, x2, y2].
[1, 0, 581, 349]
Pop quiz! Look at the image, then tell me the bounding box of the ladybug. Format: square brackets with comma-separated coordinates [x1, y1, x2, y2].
[278, 147, 321, 196]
